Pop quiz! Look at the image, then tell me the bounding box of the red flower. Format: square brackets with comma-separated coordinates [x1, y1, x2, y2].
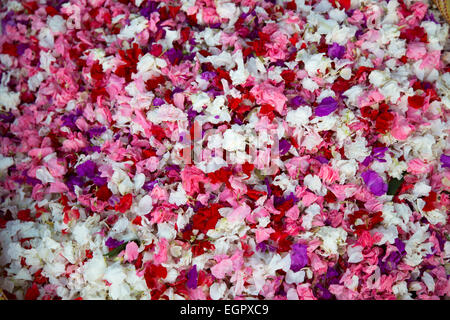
[242, 162, 254, 179]
[329, 0, 351, 11]
[24, 283, 40, 300]
[375, 110, 394, 134]
[1, 42, 18, 57]
[33, 269, 49, 285]
[348, 210, 384, 236]
[207, 167, 232, 187]
[145, 75, 166, 91]
[331, 77, 352, 94]
[17, 209, 33, 222]
[144, 263, 168, 290]
[192, 240, 215, 257]
[192, 203, 225, 233]
[96, 185, 112, 201]
[115, 194, 133, 213]
[281, 70, 296, 84]
[259, 104, 276, 121]
[408, 95, 425, 109]
[90, 61, 104, 81]
[422, 191, 437, 212]
[400, 26, 428, 43]
[63, 207, 80, 224]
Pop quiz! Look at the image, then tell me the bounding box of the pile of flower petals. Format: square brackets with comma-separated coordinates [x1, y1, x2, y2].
[0, 0, 450, 300]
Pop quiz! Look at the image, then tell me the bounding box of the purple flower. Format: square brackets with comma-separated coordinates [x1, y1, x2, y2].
[142, 180, 158, 192]
[0, 112, 15, 123]
[17, 43, 28, 56]
[440, 154, 450, 168]
[290, 96, 306, 109]
[152, 97, 164, 106]
[76, 160, 97, 179]
[361, 170, 388, 196]
[200, 71, 216, 81]
[186, 265, 198, 289]
[256, 241, 276, 253]
[87, 126, 106, 139]
[66, 175, 84, 191]
[290, 243, 308, 272]
[315, 156, 329, 164]
[327, 43, 346, 59]
[92, 176, 107, 186]
[105, 237, 124, 250]
[394, 238, 406, 255]
[315, 97, 338, 117]
[279, 139, 291, 155]
[165, 48, 182, 64]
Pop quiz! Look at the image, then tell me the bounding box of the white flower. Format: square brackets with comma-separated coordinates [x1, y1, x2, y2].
[118, 15, 148, 40]
[421, 208, 447, 226]
[27, 72, 45, 92]
[380, 81, 401, 104]
[404, 225, 433, 267]
[83, 253, 107, 283]
[157, 223, 176, 240]
[286, 106, 312, 127]
[422, 271, 435, 292]
[302, 203, 321, 230]
[230, 50, 249, 86]
[302, 77, 319, 92]
[169, 183, 188, 206]
[285, 269, 306, 284]
[190, 92, 211, 112]
[412, 182, 431, 197]
[48, 15, 67, 33]
[35, 167, 55, 184]
[136, 195, 153, 216]
[201, 51, 234, 69]
[223, 129, 246, 152]
[0, 87, 20, 112]
[304, 53, 330, 77]
[0, 155, 14, 172]
[316, 226, 347, 256]
[304, 174, 323, 194]
[38, 27, 54, 49]
[210, 282, 227, 300]
[344, 136, 370, 162]
[72, 224, 90, 245]
[347, 245, 364, 263]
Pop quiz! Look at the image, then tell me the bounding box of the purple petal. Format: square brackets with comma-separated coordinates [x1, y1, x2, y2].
[327, 43, 346, 59]
[315, 97, 338, 117]
[361, 170, 387, 196]
[105, 237, 124, 250]
[290, 243, 308, 272]
[440, 154, 450, 168]
[186, 265, 198, 289]
[279, 139, 291, 155]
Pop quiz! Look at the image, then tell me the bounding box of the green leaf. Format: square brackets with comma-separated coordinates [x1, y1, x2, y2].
[104, 239, 140, 258]
[387, 176, 404, 196]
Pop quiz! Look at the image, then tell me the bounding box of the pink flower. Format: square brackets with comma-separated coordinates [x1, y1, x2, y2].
[406, 42, 427, 60]
[408, 158, 432, 175]
[318, 165, 339, 185]
[420, 51, 441, 70]
[391, 113, 415, 140]
[250, 82, 287, 114]
[211, 258, 233, 279]
[181, 165, 207, 196]
[255, 227, 275, 243]
[125, 241, 139, 263]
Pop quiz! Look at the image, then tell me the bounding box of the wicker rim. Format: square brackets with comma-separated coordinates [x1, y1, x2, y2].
[434, 0, 450, 24]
